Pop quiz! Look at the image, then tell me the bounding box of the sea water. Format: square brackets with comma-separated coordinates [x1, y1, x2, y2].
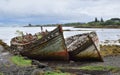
[0, 27, 120, 45]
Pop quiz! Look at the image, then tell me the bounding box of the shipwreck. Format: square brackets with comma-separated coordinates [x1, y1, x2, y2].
[10, 25, 103, 61]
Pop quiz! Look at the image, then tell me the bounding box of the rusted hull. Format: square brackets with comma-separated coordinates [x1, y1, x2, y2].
[10, 25, 69, 61]
[66, 32, 103, 61]
[11, 25, 102, 61]
[21, 34, 69, 60]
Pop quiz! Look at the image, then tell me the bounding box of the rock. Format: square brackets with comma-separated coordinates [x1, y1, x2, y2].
[32, 60, 48, 68]
[69, 60, 75, 64]
[31, 69, 45, 75]
[0, 40, 10, 52]
[0, 45, 4, 53]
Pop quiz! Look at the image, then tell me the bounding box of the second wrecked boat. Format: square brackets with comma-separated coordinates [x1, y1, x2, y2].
[65, 32, 103, 61]
[10, 25, 103, 61]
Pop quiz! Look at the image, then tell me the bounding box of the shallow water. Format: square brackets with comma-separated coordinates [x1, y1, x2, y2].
[0, 27, 120, 45]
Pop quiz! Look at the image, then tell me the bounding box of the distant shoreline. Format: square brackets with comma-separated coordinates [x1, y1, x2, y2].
[23, 25, 120, 29]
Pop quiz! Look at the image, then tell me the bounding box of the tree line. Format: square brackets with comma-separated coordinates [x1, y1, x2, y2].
[25, 17, 120, 28]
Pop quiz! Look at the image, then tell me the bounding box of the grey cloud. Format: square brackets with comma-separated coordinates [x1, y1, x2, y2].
[0, 0, 120, 25]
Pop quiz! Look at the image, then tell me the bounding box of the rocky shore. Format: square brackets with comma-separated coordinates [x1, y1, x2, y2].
[0, 40, 52, 75]
[0, 40, 120, 75]
[0, 50, 52, 75]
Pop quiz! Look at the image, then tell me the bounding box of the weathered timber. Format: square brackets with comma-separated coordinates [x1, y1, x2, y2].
[10, 25, 103, 61]
[65, 32, 103, 61]
[10, 25, 69, 61]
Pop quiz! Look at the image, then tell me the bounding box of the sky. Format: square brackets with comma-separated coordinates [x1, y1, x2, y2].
[0, 0, 120, 26]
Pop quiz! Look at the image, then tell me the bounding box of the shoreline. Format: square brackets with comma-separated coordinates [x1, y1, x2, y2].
[1, 37, 120, 75]
[24, 25, 120, 29]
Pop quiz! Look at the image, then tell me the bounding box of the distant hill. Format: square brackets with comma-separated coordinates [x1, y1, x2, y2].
[24, 18, 120, 28]
[75, 18, 120, 28]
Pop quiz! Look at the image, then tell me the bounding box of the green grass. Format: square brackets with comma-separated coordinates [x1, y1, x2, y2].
[45, 71, 70, 75]
[11, 56, 32, 66]
[0, 72, 3, 75]
[80, 66, 120, 72]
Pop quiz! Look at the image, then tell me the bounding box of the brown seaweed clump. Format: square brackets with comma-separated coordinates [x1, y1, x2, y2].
[100, 45, 120, 57]
[0, 39, 10, 51]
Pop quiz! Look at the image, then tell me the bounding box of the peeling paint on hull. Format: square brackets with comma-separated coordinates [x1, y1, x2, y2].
[66, 32, 103, 61]
[21, 34, 69, 60]
[10, 26, 103, 61]
[10, 25, 69, 61]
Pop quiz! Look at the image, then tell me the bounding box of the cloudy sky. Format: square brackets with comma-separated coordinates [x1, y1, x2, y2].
[0, 0, 120, 26]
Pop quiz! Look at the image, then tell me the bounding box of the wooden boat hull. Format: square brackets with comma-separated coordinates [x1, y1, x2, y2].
[11, 26, 102, 61]
[10, 25, 69, 61]
[21, 34, 69, 60]
[66, 32, 103, 61]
